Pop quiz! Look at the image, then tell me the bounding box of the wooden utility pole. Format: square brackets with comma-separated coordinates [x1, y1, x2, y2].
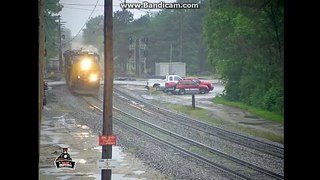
[169, 43, 172, 74]
[179, 0, 183, 62]
[39, 0, 44, 124]
[57, 15, 63, 72]
[39, 2, 45, 179]
[102, 0, 113, 179]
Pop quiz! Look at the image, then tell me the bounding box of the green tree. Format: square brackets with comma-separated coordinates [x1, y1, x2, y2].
[82, 10, 134, 74]
[145, 2, 211, 75]
[113, 10, 134, 74]
[82, 15, 104, 53]
[43, 0, 63, 60]
[203, 0, 284, 114]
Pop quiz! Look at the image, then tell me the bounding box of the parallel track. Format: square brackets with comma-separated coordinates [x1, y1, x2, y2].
[113, 87, 284, 159]
[80, 95, 284, 180]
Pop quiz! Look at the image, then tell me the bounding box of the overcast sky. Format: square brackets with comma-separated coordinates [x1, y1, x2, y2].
[58, 0, 176, 37]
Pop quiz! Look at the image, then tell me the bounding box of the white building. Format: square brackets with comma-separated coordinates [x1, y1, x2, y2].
[155, 62, 186, 77]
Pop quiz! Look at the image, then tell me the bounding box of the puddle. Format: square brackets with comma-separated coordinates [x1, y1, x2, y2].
[72, 132, 90, 138]
[57, 176, 72, 180]
[80, 125, 90, 129]
[76, 159, 87, 164]
[68, 151, 79, 155]
[133, 170, 145, 175]
[41, 107, 154, 180]
[93, 146, 101, 151]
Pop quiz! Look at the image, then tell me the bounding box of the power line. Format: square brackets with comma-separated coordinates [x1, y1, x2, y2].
[62, 6, 104, 11]
[62, 4, 126, 11]
[61, 3, 104, 6]
[63, 0, 101, 44]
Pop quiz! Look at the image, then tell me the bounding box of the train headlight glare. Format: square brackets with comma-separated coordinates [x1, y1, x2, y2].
[80, 59, 91, 70]
[89, 74, 98, 82]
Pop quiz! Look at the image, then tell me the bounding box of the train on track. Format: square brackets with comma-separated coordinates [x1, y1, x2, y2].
[63, 49, 101, 95]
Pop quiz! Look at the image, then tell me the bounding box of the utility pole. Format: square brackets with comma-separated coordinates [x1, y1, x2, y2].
[169, 43, 172, 74]
[179, 0, 183, 62]
[138, 38, 140, 76]
[39, 0, 45, 127]
[57, 15, 63, 72]
[135, 37, 139, 76]
[39, 2, 45, 179]
[102, 0, 113, 179]
[128, 36, 135, 75]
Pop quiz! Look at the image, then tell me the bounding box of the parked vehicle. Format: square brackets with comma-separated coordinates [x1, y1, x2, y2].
[172, 79, 209, 95]
[145, 74, 183, 91]
[183, 77, 214, 93]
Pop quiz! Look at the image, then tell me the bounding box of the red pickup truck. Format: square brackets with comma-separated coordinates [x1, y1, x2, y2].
[172, 79, 209, 95]
[183, 77, 214, 92]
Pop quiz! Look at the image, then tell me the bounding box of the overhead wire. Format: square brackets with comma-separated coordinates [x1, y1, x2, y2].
[61, 0, 171, 43]
[62, 7, 104, 12]
[62, 0, 101, 44]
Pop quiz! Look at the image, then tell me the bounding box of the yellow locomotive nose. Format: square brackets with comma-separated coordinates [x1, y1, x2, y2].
[80, 58, 91, 70]
[89, 73, 98, 82]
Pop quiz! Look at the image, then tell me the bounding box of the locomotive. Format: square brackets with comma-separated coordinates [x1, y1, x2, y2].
[63, 49, 101, 95]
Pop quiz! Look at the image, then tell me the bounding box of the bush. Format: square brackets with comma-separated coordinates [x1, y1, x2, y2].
[263, 86, 283, 115]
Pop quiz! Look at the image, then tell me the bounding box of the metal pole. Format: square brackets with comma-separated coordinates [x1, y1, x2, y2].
[192, 94, 195, 109]
[102, 0, 113, 179]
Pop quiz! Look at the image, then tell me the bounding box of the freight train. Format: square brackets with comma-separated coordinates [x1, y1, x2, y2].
[63, 49, 101, 95]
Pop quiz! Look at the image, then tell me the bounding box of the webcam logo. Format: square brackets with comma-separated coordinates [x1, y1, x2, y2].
[54, 148, 76, 169]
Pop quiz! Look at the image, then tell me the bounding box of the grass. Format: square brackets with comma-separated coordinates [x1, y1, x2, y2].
[165, 104, 283, 144]
[213, 97, 284, 124]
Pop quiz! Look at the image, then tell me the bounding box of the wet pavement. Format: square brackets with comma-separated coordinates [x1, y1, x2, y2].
[39, 101, 168, 179]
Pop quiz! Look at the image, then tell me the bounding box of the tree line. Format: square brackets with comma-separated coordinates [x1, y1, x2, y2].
[203, 0, 283, 115]
[44, 0, 284, 116]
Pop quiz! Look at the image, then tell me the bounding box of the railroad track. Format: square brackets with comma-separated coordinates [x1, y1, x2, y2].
[113, 87, 284, 159]
[80, 95, 284, 180]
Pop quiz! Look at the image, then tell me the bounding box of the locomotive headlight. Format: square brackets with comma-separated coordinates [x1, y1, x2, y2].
[89, 73, 98, 82]
[80, 58, 91, 70]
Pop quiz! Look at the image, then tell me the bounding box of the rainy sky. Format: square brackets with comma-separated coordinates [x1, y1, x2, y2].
[59, 0, 176, 37]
